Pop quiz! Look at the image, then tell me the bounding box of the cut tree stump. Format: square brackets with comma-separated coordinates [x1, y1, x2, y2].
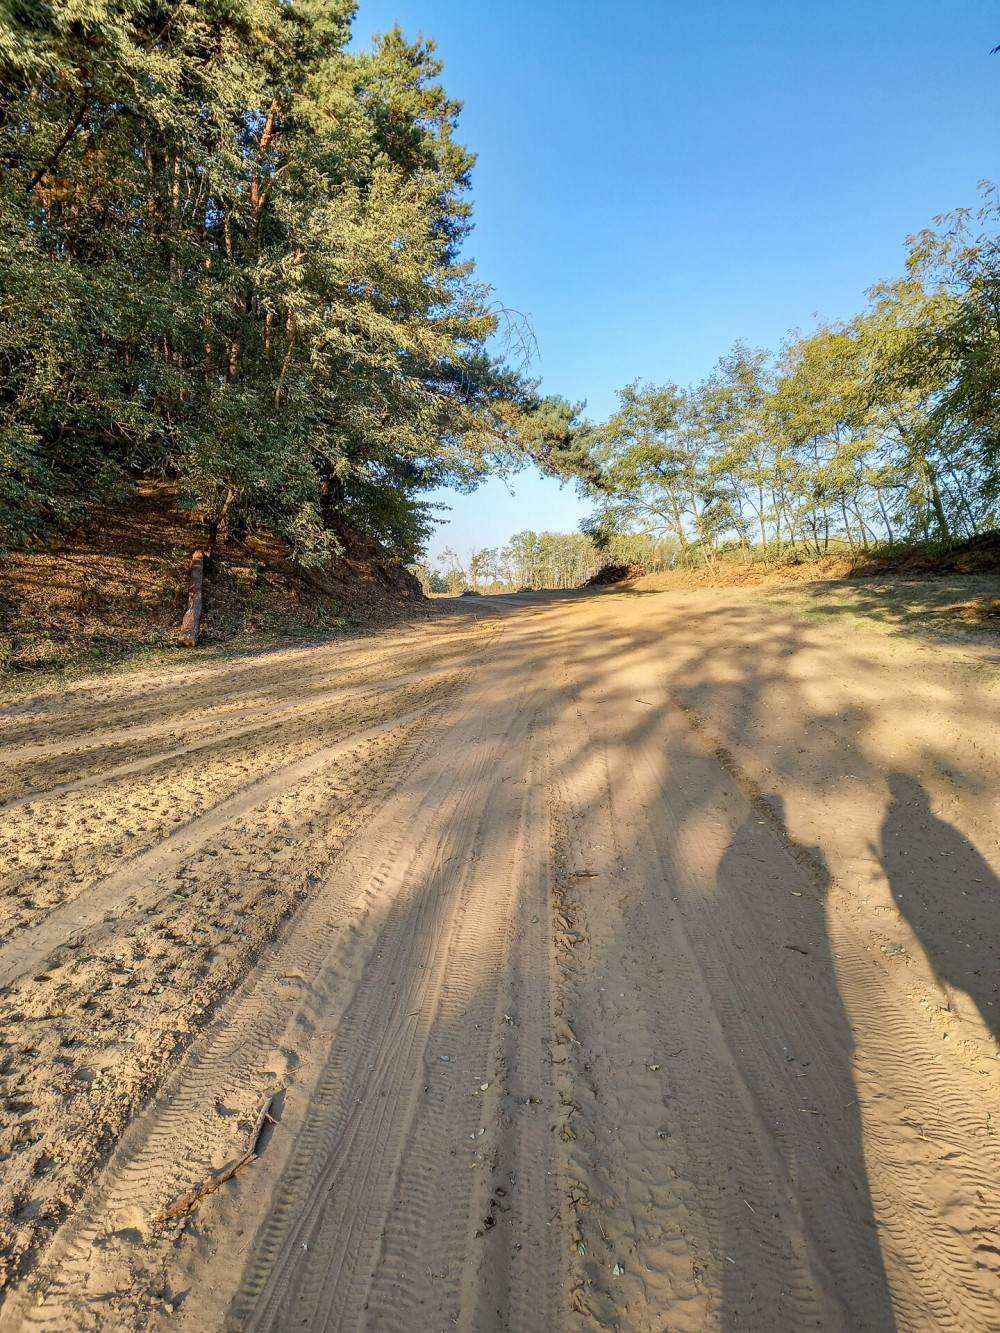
[177, 550, 206, 647]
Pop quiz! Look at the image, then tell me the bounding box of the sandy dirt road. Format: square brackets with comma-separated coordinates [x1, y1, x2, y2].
[1, 585, 1000, 1332]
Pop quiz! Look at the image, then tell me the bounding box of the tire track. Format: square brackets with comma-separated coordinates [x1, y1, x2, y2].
[647, 675, 1000, 1331]
[829, 921, 1000, 1331]
[544, 655, 870, 1330]
[3, 704, 451, 1332]
[7, 585, 1000, 1333]
[0, 620, 492, 748]
[459, 757, 560, 1333]
[2, 632, 542, 1332]
[0, 658, 477, 810]
[234, 670, 545, 1332]
[0, 708, 433, 991]
[364, 714, 555, 1332]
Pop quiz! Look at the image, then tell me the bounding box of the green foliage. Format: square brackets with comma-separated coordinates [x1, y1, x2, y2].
[904, 187, 1000, 531]
[0, 0, 537, 557]
[407, 562, 448, 593]
[571, 191, 1000, 562]
[584, 381, 722, 556]
[483, 529, 674, 589]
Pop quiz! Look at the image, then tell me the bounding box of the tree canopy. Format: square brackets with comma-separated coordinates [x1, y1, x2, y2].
[570, 190, 1000, 563]
[4, 6, 1000, 575]
[0, 0, 561, 560]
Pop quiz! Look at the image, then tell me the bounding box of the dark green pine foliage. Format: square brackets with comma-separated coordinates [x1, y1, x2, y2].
[0, 0, 556, 558]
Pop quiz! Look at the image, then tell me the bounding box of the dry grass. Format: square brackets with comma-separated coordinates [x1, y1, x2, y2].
[0, 482, 430, 689]
[624, 569, 1000, 647]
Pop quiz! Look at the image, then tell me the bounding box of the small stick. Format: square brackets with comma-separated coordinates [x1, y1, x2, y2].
[155, 1094, 277, 1223]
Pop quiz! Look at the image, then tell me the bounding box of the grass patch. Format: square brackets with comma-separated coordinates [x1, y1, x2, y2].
[727, 575, 1000, 643]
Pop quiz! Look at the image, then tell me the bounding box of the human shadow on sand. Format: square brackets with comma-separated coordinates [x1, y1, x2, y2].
[695, 795, 899, 1330]
[879, 772, 1000, 1042]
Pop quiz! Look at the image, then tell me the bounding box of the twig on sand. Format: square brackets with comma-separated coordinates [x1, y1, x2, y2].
[155, 1094, 278, 1223]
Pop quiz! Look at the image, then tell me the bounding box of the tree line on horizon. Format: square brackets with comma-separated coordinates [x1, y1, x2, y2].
[422, 185, 1000, 593]
[566, 190, 1000, 564]
[0, 0, 574, 564]
[415, 528, 675, 593]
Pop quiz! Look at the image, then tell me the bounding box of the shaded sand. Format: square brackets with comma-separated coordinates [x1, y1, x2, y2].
[1, 585, 999, 1331]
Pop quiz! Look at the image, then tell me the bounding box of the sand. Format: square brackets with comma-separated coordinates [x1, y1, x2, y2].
[1, 584, 999, 1331]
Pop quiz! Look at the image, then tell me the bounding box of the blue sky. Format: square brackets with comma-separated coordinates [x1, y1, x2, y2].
[352, 0, 999, 563]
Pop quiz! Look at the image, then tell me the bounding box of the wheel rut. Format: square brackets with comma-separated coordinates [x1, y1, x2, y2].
[4, 592, 1000, 1333]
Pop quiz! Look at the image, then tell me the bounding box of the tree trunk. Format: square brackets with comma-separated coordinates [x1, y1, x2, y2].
[177, 551, 206, 647]
[840, 498, 856, 551]
[926, 465, 950, 540]
[875, 489, 895, 545]
[205, 487, 235, 558]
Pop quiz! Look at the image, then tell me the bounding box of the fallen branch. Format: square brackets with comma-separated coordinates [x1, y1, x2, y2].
[176, 550, 206, 648]
[154, 1094, 277, 1223]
